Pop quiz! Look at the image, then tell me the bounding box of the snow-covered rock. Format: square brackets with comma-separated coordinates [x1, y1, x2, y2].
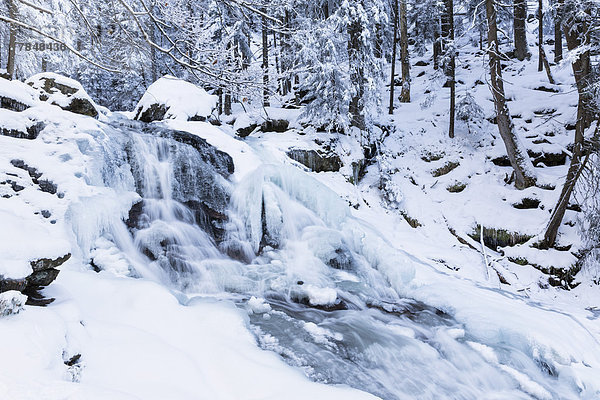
[0, 78, 39, 112]
[25, 72, 99, 118]
[133, 75, 217, 122]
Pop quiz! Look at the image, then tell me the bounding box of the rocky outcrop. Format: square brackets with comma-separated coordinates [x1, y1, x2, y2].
[10, 159, 60, 196]
[155, 128, 234, 177]
[135, 103, 168, 123]
[125, 124, 234, 251]
[26, 73, 99, 118]
[0, 96, 29, 112]
[0, 120, 45, 140]
[469, 225, 532, 251]
[0, 253, 71, 306]
[287, 149, 342, 173]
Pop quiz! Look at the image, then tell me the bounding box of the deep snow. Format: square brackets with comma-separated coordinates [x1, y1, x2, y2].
[0, 29, 599, 400]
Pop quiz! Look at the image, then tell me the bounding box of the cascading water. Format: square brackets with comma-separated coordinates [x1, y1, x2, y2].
[77, 117, 585, 400]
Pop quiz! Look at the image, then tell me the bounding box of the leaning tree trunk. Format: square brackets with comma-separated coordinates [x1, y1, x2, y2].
[486, 0, 537, 189]
[543, 8, 593, 247]
[513, 0, 529, 60]
[6, 0, 17, 79]
[441, 0, 455, 138]
[399, 0, 410, 103]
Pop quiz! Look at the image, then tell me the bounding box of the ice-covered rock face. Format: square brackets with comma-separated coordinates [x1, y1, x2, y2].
[133, 75, 217, 122]
[90, 119, 235, 287]
[26, 72, 99, 118]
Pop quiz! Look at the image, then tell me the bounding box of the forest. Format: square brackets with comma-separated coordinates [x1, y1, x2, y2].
[0, 0, 599, 399]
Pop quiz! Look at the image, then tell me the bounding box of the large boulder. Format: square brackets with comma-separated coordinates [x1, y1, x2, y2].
[26, 72, 99, 118]
[133, 76, 217, 122]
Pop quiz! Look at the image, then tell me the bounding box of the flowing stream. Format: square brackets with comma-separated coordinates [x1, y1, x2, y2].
[76, 118, 583, 400]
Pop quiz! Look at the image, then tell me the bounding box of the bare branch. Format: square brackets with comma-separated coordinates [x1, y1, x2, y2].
[16, 0, 53, 14]
[0, 14, 121, 72]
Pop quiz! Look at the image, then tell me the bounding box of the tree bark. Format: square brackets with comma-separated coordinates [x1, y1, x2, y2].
[150, 2, 158, 83]
[262, 7, 270, 107]
[442, 0, 455, 137]
[224, 93, 232, 115]
[544, 5, 593, 246]
[513, 0, 529, 60]
[388, 0, 398, 114]
[6, 0, 17, 79]
[280, 10, 292, 96]
[348, 11, 365, 131]
[399, 0, 410, 103]
[538, 0, 543, 72]
[554, 1, 562, 62]
[540, 45, 555, 84]
[486, 0, 536, 189]
[433, 27, 441, 70]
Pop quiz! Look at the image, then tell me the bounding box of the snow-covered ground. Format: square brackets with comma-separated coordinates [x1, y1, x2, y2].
[0, 36, 599, 400]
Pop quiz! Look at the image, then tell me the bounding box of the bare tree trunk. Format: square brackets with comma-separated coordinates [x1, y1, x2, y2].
[399, 0, 410, 103]
[442, 0, 455, 137]
[262, 8, 270, 107]
[279, 11, 292, 96]
[554, 1, 562, 62]
[513, 0, 529, 60]
[388, 0, 398, 114]
[433, 27, 441, 69]
[486, 0, 536, 189]
[224, 93, 232, 115]
[6, 0, 17, 79]
[544, 6, 593, 247]
[538, 0, 543, 72]
[150, 2, 158, 83]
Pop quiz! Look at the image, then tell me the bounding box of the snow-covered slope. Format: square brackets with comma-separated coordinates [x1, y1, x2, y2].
[0, 42, 599, 400]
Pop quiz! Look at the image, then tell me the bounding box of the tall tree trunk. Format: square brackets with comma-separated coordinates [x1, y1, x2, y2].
[538, 0, 543, 72]
[280, 11, 292, 96]
[554, 1, 562, 62]
[513, 0, 529, 60]
[433, 27, 441, 69]
[224, 93, 232, 115]
[348, 13, 365, 130]
[388, 0, 398, 114]
[262, 8, 270, 107]
[486, 0, 537, 189]
[442, 0, 455, 137]
[6, 0, 17, 79]
[544, 6, 593, 247]
[150, 2, 158, 83]
[399, 0, 410, 103]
